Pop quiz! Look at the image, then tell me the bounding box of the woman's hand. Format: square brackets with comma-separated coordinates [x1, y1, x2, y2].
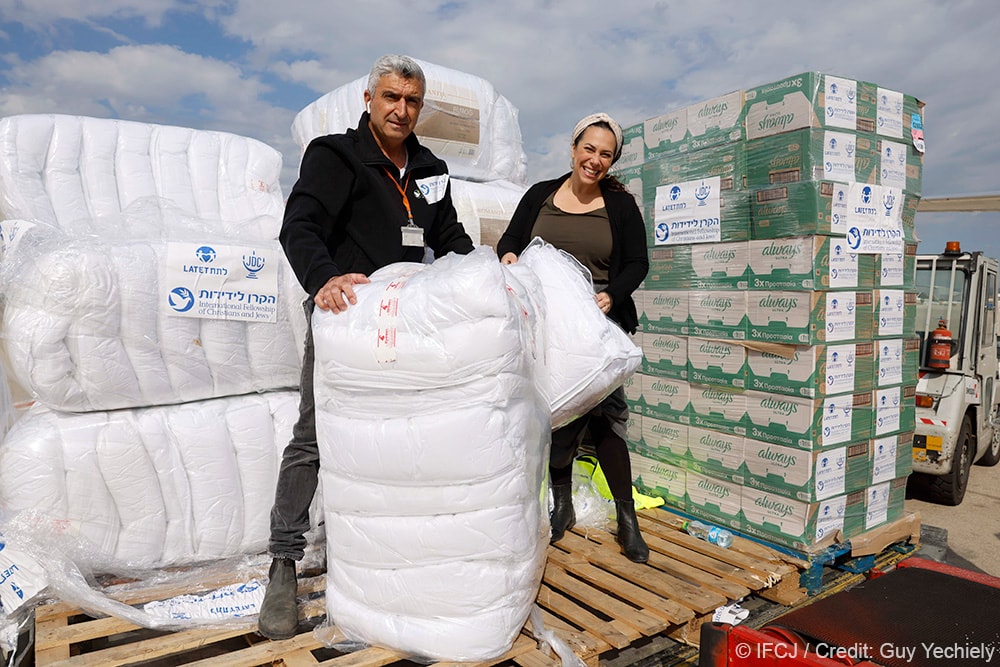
[315, 273, 371, 313]
[500, 252, 519, 265]
[595, 291, 612, 314]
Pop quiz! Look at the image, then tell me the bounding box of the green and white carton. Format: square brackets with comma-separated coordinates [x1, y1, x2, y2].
[687, 90, 746, 151]
[689, 383, 748, 436]
[744, 72, 878, 141]
[873, 290, 916, 338]
[638, 415, 690, 465]
[687, 337, 748, 389]
[873, 384, 916, 437]
[746, 128, 879, 189]
[750, 180, 850, 239]
[623, 372, 644, 414]
[874, 242, 917, 288]
[863, 477, 908, 532]
[628, 449, 686, 510]
[748, 236, 875, 291]
[874, 338, 915, 388]
[644, 107, 688, 159]
[870, 431, 914, 485]
[648, 241, 750, 290]
[640, 374, 691, 424]
[745, 390, 874, 450]
[686, 470, 742, 529]
[746, 341, 875, 398]
[742, 438, 871, 502]
[689, 290, 748, 341]
[638, 289, 690, 335]
[746, 290, 874, 346]
[687, 425, 745, 481]
[617, 121, 646, 170]
[740, 486, 850, 552]
[640, 332, 688, 380]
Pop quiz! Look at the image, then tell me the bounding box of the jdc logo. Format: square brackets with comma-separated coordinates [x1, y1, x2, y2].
[883, 189, 896, 217]
[243, 250, 265, 279]
[695, 181, 711, 205]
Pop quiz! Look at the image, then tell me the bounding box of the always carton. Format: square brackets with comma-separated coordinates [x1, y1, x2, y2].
[745, 390, 874, 450]
[746, 341, 875, 398]
[648, 241, 750, 290]
[686, 470, 742, 529]
[744, 72, 877, 141]
[750, 180, 850, 239]
[689, 383, 748, 436]
[637, 414, 690, 465]
[687, 90, 746, 151]
[628, 449, 686, 510]
[617, 122, 646, 170]
[688, 290, 748, 340]
[746, 290, 874, 346]
[623, 372, 645, 415]
[740, 486, 858, 552]
[638, 289, 690, 335]
[640, 332, 688, 380]
[863, 477, 908, 532]
[641, 374, 691, 423]
[687, 425, 745, 481]
[870, 431, 914, 485]
[874, 242, 917, 288]
[746, 128, 878, 189]
[742, 438, 871, 502]
[873, 384, 916, 437]
[748, 236, 875, 291]
[873, 289, 916, 338]
[687, 337, 748, 389]
[644, 107, 688, 158]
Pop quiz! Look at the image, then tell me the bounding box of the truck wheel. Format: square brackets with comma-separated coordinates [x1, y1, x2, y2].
[925, 414, 974, 506]
[976, 419, 1000, 467]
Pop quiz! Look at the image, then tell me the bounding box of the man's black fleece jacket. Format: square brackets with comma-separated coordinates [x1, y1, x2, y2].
[280, 113, 474, 297]
[496, 174, 649, 334]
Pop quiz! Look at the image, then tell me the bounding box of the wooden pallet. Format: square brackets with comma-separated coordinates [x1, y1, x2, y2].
[32, 508, 803, 666]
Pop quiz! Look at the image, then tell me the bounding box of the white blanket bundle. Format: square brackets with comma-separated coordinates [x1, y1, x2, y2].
[291, 59, 527, 185]
[0, 228, 306, 412]
[450, 178, 526, 250]
[0, 114, 285, 237]
[508, 238, 643, 428]
[312, 247, 550, 661]
[0, 391, 304, 570]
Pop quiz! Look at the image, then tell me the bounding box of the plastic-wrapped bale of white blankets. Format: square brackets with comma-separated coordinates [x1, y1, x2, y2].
[312, 247, 551, 661]
[0, 391, 315, 570]
[508, 238, 643, 429]
[0, 114, 285, 236]
[291, 58, 528, 185]
[0, 214, 307, 412]
[449, 178, 527, 250]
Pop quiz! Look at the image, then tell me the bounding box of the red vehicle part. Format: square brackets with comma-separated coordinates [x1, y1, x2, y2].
[699, 558, 1000, 667]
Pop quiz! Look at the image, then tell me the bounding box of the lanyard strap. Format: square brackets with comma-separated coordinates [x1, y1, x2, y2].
[382, 167, 414, 225]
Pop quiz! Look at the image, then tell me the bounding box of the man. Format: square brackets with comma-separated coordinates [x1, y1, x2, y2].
[257, 54, 474, 640]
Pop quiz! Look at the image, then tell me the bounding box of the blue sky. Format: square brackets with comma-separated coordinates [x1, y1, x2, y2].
[1, 0, 998, 257]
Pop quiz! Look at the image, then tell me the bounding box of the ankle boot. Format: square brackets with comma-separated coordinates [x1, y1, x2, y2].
[549, 483, 576, 544]
[257, 558, 299, 640]
[615, 499, 649, 563]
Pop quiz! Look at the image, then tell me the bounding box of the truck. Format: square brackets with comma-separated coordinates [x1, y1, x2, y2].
[911, 239, 1000, 505]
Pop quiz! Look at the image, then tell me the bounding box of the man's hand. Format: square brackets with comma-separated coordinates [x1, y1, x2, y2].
[315, 274, 370, 313]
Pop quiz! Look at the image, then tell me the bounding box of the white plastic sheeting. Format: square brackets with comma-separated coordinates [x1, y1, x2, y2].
[291, 59, 527, 185]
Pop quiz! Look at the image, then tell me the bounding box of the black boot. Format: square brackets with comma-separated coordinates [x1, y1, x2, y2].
[257, 558, 299, 640]
[549, 483, 576, 544]
[615, 499, 649, 563]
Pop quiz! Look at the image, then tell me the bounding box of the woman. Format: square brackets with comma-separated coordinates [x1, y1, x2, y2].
[497, 112, 650, 563]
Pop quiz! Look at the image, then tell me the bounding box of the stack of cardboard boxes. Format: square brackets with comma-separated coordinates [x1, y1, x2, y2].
[617, 72, 924, 553]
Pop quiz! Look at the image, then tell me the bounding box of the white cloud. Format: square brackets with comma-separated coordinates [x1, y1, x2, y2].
[0, 0, 180, 29]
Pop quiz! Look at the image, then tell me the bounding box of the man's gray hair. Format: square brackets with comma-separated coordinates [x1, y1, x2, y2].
[367, 55, 426, 96]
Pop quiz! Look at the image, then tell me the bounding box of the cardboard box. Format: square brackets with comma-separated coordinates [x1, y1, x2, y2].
[686, 90, 747, 151]
[873, 289, 916, 338]
[870, 431, 913, 484]
[742, 438, 871, 502]
[875, 242, 917, 288]
[688, 337, 749, 389]
[746, 341, 875, 398]
[617, 122, 646, 170]
[646, 181, 750, 246]
[628, 449, 687, 510]
[746, 290, 874, 346]
[747, 128, 878, 189]
[688, 290, 748, 341]
[750, 180, 850, 239]
[740, 486, 855, 552]
[748, 235, 875, 290]
[687, 425, 745, 481]
[689, 383, 748, 436]
[637, 414, 690, 464]
[644, 107, 688, 159]
[640, 332, 688, 380]
[745, 390, 874, 450]
[648, 241, 750, 291]
[637, 289, 690, 335]
[641, 374, 691, 423]
[623, 372, 645, 414]
[744, 72, 877, 141]
[686, 470, 742, 529]
[873, 384, 916, 437]
[863, 477, 908, 532]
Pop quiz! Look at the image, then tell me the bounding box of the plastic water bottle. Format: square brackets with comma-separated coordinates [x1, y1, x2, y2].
[683, 520, 734, 548]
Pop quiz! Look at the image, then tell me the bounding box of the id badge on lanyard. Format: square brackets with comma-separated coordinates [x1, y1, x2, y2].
[385, 168, 425, 247]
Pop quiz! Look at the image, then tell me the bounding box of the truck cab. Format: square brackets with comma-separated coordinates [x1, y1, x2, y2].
[913, 241, 1000, 505]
